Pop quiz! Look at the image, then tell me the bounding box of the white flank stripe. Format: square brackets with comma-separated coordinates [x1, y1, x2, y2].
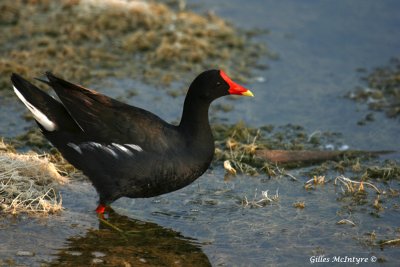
[78, 142, 142, 158]
[112, 143, 133, 156]
[67, 143, 82, 154]
[103, 147, 118, 158]
[13, 86, 57, 131]
[125, 144, 143, 152]
[88, 142, 103, 149]
[87, 142, 118, 158]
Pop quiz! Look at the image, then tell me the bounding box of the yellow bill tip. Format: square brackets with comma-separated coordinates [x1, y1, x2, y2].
[241, 90, 254, 97]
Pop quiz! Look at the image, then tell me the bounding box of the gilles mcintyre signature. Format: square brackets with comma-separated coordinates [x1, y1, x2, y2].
[310, 255, 377, 264]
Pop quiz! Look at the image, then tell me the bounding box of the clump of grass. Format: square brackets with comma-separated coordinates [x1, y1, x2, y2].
[242, 188, 279, 208]
[214, 123, 264, 176]
[304, 175, 326, 190]
[334, 175, 380, 194]
[348, 57, 400, 119]
[0, 0, 268, 92]
[213, 122, 348, 176]
[372, 195, 384, 211]
[362, 162, 400, 181]
[10, 128, 78, 176]
[307, 156, 400, 182]
[0, 140, 67, 215]
[318, 170, 397, 213]
[214, 123, 277, 176]
[222, 129, 261, 176]
[293, 201, 305, 209]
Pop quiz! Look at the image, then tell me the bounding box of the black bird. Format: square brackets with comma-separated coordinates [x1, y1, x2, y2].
[11, 70, 253, 214]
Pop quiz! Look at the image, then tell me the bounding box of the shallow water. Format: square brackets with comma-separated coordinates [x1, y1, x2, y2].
[213, 0, 400, 151]
[1, 1, 400, 266]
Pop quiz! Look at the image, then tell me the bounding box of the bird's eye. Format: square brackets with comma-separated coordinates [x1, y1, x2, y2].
[216, 82, 222, 86]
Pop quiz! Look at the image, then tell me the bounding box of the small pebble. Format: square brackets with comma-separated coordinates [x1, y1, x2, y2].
[92, 251, 106, 258]
[254, 76, 266, 83]
[92, 258, 103, 264]
[324, 144, 335, 150]
[66, 251, 82, 256]
[16, 251, 34, 257]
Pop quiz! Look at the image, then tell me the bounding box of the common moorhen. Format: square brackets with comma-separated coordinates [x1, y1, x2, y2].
[11, 70, 253, 213]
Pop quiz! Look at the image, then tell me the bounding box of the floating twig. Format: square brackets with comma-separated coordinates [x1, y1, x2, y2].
[380, 238, 400, 247]
[242, 188, 279, 208]
[337, 219, 356, 226]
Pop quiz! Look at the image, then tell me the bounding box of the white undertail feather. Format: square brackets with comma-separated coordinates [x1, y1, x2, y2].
[13, 86, 57, 131]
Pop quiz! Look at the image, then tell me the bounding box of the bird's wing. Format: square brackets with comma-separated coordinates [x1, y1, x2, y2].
[45, 72, 174, 152]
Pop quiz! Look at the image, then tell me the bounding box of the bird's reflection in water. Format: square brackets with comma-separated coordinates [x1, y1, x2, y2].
[49, 209, 211, 266]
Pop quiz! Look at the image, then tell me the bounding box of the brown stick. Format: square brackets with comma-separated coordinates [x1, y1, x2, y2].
[255, 149, 393, 164]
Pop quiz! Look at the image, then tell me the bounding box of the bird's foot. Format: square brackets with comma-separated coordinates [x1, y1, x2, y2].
[95, 204, 109, 214]
[96, 204, 112, 220]
[95, 205, 124, 233]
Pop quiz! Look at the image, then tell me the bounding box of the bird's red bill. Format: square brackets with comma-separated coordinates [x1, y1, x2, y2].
[220, 70, 254, 97]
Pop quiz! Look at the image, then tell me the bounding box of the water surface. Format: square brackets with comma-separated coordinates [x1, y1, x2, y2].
[1, 1, 400, 266]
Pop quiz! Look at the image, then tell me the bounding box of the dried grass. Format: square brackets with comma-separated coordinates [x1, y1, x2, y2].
[242, 188, 279, 208]
[336, 219, 356, 226]
[304, 175, 326, 190]
[0, 141, 67, 215]
[0, 0, 266, 90]
[334, 175, 380, 194]
[293, 201, 305, 209]
[217, 128, 262, 176]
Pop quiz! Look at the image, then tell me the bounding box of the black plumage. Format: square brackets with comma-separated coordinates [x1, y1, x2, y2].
[11, 70, 253, 213]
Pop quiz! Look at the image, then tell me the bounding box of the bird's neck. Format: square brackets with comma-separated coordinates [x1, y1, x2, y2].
[179, 96, 213, 143]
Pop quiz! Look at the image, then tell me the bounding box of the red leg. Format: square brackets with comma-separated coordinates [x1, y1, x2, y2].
[95, 204, 107, 214]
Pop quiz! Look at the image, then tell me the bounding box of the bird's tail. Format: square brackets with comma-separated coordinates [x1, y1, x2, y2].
[11, 73, 79, 132]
